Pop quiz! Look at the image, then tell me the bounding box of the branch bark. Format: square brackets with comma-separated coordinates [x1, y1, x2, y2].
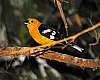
[40, 51, 100, 68]
[0, 47, 100, 68]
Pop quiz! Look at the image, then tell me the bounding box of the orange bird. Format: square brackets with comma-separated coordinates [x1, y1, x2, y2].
[24, 18, 84, 52]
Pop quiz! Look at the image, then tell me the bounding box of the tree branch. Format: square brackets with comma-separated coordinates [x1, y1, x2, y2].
[40, 50, 100, 68]
[0, 47, 100, 68]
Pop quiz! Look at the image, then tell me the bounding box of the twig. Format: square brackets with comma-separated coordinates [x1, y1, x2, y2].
[88, 18, 99, 46]
[56, 0, 69, 35]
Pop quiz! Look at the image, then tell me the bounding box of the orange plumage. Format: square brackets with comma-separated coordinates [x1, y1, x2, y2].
[25, 18, 56, 45]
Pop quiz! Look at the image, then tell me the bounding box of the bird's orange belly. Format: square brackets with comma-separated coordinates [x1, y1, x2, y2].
[29, 29, 55, 45]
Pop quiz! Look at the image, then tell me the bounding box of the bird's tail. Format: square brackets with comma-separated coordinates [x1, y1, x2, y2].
[65, 42, 84, 52]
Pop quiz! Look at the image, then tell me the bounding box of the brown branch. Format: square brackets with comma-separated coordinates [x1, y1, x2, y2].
[0, 47, 100, 68]
[40, 51, 100, 68]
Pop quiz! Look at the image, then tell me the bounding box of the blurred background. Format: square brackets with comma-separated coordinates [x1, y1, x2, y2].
[0, 0, 100, 80]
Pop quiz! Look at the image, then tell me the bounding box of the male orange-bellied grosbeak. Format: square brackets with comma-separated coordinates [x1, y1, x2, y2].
[24, 18, 84, 52]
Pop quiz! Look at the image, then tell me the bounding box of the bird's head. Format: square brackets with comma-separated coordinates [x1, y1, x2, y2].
[24, 18, 42, 29]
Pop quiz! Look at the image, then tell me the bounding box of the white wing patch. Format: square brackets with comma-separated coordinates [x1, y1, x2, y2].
[42, 29, 52, 34]
[52, 31, 56, 35]
[50, 35, 55, 39]
[42, 29, 57, 40]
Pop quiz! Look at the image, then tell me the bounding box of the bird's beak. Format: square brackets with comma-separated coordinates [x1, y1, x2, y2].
[24, 20, 29, 25]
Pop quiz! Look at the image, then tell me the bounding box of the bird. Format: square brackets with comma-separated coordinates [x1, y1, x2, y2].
[24, 18, 84, 52]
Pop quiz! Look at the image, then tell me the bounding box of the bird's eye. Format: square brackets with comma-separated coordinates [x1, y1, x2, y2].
[31, 21, 33, 23]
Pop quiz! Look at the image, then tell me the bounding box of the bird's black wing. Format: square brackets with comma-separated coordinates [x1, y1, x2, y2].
[38, 24, 63, 41]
